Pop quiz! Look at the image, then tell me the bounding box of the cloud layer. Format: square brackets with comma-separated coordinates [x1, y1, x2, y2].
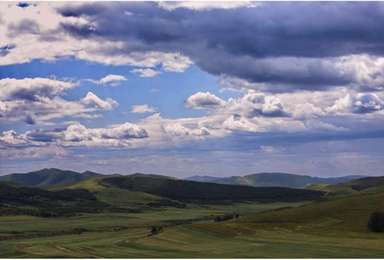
[0, 77, 118, 124]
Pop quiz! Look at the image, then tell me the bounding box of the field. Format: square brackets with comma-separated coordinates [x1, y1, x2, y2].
[1, 195, 384, 258]
[1, 171, 384, 258]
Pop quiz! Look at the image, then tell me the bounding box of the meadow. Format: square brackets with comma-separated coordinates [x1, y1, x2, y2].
[1, 171, 384, 258]
[1, 196, 384, 258]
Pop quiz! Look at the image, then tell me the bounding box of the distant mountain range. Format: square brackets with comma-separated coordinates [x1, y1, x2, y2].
[0, 169, 327, 217]
[1, 168, 384, 219]
[0, 168, 101, 188]
[0, 169, 368, 190]
[185, 172, 366, 188]
[102, 174, 325, 202]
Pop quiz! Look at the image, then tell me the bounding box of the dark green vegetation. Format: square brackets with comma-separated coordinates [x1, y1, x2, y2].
[0, 169, 383, 258]
[187, 172, 365, 188]
[368, 212, 384, 232]
[0, 168, 100, 188]
[103, 174, 325, 202]
[0, 182, 109, 217]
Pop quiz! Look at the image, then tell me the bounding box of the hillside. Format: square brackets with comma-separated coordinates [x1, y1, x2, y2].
[0, 168, 101, 188]
[186, 172, 365, 188]
[64, 176, 186, 209]
[308, 176, 384, 197]
[102, 174, 325, 202]
[241, 187, 384, 234]
[0, 182, 109, 217]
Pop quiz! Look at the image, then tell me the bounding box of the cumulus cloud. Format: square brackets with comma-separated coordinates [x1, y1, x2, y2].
[0, 77, 76, 101]
[2, 2, 384, 92]
[162, 123, 210, 137]
[51, 2, 384, 92]
[0, 3, 193, 76]
[131, 68, 160, 78]
[81, 92, 118, 110]
[186, 92, 226, 109]
[224, 92, 290, 118]
[3, 2, 384, 163]
[92, 74, 127, 85]
[330, 93, 384, 114]
[158, 1, 259, 11]
[0, 121, 149, 150]
[61, 122, 148, 147]
[0, 130, 28, 146]
[131, 104, 156, 114]
[0, 78, 118, 124]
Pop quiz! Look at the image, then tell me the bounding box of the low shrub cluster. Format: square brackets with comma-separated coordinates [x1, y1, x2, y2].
[214, 213, 240, 222]
[368, 211, 384, 232]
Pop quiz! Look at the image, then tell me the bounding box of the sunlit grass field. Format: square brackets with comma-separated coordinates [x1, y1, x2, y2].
[1, 191, 384, 258]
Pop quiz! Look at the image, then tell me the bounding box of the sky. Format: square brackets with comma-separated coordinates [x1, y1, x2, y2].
[1, 1, 384, 177]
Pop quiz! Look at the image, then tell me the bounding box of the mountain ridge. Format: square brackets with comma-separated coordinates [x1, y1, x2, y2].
[0, 168, 370, 190]
[186, 172, 367, 188]
[0, 168, 101, 188]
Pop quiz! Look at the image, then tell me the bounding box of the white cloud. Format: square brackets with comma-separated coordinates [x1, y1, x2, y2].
[217, 55, 384, 93]
[131, 104, 156, 114]
[186, 92, 226, 109]
[61, 122, 148, 147]
[131, 68, 160, 78]
[0, 78, 118, 124]
[329, 92, 384, 114]
[224, 91, 289, 118]
[158, 1, 260, 11]
[0, 77, 76, 100]
[93, 74, 127, 85]
[0, 130, 28, 146]
[81, 92, 118, 110]
[0, 3, 193, 74]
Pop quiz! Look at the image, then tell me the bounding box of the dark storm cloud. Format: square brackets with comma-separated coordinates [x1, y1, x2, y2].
[57, 2, 384, 90]
[17, 2, 29, 8]
[0, 44, 16, 57]
[26, 129, 58, 142]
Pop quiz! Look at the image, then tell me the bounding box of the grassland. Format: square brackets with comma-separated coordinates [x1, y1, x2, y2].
[1, 173, 384, 258]
[1, 191, 384, 258]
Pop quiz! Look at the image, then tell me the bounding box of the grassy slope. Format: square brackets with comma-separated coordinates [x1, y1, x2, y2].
[0, 202, 305, 258]
[62, 176, 183, 210]
[1, 175, 384, 257]
[0, 182, 110, 217]
[190, 173, 365, 188]
[307, 175, 384, 197]
[0, 168, 100, 188]
[102, 174, 325, 202]
[1, 193, 383, 258]
[239, 188, 384, 235]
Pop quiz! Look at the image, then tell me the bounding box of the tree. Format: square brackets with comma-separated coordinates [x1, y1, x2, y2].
[368, 211, 384, 232]
[150, 226, 163, 235]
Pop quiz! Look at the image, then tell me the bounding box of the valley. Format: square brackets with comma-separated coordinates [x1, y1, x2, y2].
[0, 169, 383, 258]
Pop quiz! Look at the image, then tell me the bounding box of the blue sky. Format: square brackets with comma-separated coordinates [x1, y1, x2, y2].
[1, 2, 384, 177]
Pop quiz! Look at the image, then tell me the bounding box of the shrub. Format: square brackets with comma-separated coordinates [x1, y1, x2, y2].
[150, 226, 163, 235]
[214, 213, 240, 222]
[368, 211, 384, 232]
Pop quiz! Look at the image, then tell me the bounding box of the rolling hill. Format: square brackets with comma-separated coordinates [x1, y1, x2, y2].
[186, 172, 365, 188]
[308, 175, 384, 197]
[0, 182, 109, 217]
[0, 168, 101, 188]
[101, 174, 325, 202]
[241, 185, 384, 234]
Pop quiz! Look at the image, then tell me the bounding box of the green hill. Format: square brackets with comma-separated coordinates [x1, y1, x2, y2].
[0, 168, 101, 188]
[63, 176, 186, 209]
[102, 174, 325, 203]
[186, 172, 364, 188]
[307, 175, 384, 196]
[0, 182, 109, 217]
[241, 187, 384, 234]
